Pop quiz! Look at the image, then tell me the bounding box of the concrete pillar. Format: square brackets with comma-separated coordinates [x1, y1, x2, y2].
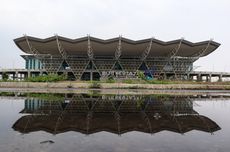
[207, 74, 211, 82]
[186, 74, 189, 80]
[164, 73, 167, 80]
[206, 74, 212, 82]
[12, 73, 15, 80]
[15, 71, 18, 81]
[90, 71, 93, 81]
[190, 75, 194, 81]
[206, 76, 209, 82]
[201, 75, 203, 81]
[28, 71, 31, 78]
[219, 75, 223, 82]
[197, 74, 202, 81]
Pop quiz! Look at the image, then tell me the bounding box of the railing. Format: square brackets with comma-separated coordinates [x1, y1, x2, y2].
[191, 71, 230, 75]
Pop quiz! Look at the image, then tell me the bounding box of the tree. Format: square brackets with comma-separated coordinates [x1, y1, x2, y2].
[2, 72, 9, 81]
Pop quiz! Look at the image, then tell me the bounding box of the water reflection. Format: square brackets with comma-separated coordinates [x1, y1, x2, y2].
[12, 94, 221, 135]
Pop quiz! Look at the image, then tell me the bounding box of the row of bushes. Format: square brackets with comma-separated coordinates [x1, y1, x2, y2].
[25, 74, 67, 82]
[0, 72, 9, 81]
[101, 71, 172, 84]
[0, 73, 67, 82]
[1, 71, 197, 84]
[136, 70, 173, 84]
[89, 81, 101, 88]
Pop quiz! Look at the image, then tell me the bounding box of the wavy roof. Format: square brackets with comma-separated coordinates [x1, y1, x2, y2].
[14, 35, 220, 58]
[13, 114, 220, 135]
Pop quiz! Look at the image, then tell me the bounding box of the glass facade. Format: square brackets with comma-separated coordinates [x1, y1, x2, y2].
[25, 57, 42, 70]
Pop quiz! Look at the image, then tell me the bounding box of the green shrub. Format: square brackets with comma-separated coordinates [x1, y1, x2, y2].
[106, 76, 115, 83]
[106, 79, 115, 83]
[137, 70, 146, 80]
[26, 74, 67, 82]
[89, 81, 101, 88]
[2, 72, 9, 81]
[0, 92, 15, 96]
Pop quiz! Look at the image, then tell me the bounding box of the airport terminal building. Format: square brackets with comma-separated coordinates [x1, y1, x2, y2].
[14, 35, 220, 80]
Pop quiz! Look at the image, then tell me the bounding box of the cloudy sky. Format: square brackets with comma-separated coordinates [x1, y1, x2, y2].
[0, 0, 229, 71]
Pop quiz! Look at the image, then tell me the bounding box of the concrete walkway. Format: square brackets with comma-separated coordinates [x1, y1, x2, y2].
[1, 82, 230, 90]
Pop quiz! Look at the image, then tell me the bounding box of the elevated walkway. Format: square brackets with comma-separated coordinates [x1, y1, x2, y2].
[187, 71, 230, 81]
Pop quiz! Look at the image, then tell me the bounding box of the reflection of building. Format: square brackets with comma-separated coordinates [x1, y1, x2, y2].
[13, 94, 221, 135]
[14, 35, 220, 80]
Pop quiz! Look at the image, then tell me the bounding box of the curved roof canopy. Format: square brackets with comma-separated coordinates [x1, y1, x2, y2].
[13, 114, 220, 135]
[14, 35, 220, 58]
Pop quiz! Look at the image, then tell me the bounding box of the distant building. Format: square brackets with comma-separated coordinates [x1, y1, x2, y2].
[14, 35, 220, 80]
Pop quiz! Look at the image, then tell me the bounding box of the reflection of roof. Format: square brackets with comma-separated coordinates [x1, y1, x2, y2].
[13, 97, 220, 135]
[14, 36, 220, 58]
[13, 113, 220, 135]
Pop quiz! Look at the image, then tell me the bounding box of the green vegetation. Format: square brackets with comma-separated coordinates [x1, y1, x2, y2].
[25, 74, 67, 82]
[136, 70, 172, 84]
[89, 81, 101, 89]
[0, 79, 18, 82]
[137, 70, 146, 80]
[106, 76, 116, 83]
[145, 79, 173, 84]
[136, 99, 145, 109]
[0, 92, 15, 96]
[2, 72, 9, 81]
[122, 79, 147, 84]
[26, 93, 65, 101]
[0, 92, 66, 101]
[122, 79, 134, 84]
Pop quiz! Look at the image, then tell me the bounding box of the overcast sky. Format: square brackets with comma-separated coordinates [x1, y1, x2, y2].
[0, 0, 229, 72]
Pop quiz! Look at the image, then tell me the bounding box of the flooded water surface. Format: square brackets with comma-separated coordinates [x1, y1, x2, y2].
[0, 92, 230, 152]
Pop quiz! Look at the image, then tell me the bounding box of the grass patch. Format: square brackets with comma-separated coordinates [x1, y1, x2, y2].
[146, 79, 173, 84]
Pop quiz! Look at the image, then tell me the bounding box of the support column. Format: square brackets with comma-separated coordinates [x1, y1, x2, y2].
[15, 71, 18, 81]
[28, 71, 31, 78]
[189, 75, 194, 81]
[12, 73, 15, 80]
[207, 74, 211, 82]
[206, 76, 209, 82]
[219, 75, 223, 82]
[90, 71, 93, 81]
[187, 74, 191, 81]
[197, 74, 202, 81]
[164, 73, 167, 79]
